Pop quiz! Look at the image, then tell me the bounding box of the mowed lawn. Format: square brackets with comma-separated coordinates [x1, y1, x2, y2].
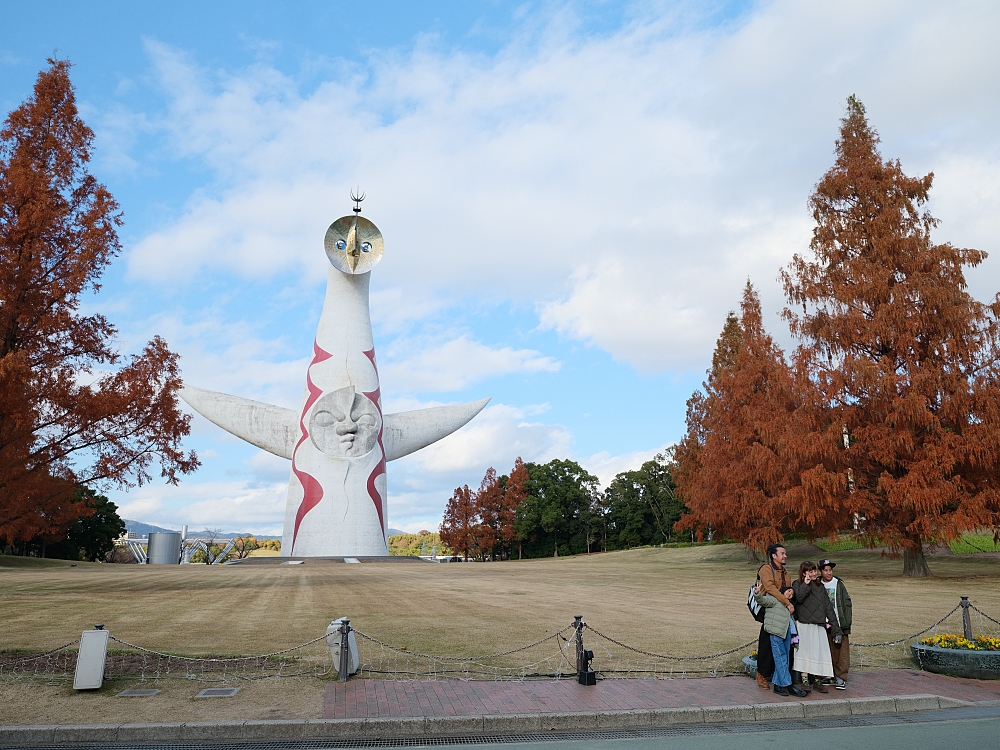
[3, 544, 1000, 726]
[3, 544, 1000, 658]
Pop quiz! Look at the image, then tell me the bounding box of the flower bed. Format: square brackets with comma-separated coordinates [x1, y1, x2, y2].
[920, 634, 1000, 651]
[911, 634, 1000, 679]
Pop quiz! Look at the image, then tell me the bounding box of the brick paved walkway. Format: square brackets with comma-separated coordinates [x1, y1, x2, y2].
[324, 670, 1000, 719]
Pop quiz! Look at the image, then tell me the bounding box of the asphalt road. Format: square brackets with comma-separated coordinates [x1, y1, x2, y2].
[429, 706, 1000, 750]
[7, 706, 999, 750]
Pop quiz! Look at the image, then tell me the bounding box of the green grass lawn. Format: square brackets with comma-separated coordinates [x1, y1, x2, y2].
[949, 535, 1000, 554]
[812, 534, 1000, 555]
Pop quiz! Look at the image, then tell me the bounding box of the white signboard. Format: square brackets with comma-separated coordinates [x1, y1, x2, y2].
[73, 629, 110, 690]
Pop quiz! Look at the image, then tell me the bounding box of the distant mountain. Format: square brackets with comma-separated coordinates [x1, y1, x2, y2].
[122, 519, 279, 540]
[388, 528, 406, 537]
[123, 519, 177, 537]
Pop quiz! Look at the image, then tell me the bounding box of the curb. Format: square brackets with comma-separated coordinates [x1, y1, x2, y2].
[0, 694, 975, 746]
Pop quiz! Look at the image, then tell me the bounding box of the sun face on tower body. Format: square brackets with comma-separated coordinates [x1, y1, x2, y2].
[308, 385, 381, 458]
[324, 214, 384, 274]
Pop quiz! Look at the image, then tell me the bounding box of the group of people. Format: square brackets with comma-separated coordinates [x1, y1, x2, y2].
[753, 543, 853, 697]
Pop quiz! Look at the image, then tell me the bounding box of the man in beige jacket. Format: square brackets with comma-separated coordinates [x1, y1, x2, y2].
[757, 544, 806, 697]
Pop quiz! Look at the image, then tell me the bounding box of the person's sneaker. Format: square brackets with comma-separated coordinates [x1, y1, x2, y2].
[834, 678, 847, 690]
[789, 685, 808, 698]
[812, 679, 828, 693]
[757, 672, 770, 689]
[773, 685, 790, 697]
[821, 677, 834, 685]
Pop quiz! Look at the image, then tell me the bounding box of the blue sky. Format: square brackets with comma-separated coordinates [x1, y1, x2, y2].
[3, 1, 1000, 535]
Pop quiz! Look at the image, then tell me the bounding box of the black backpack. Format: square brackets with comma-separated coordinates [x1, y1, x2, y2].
[747, 574, 765, 623]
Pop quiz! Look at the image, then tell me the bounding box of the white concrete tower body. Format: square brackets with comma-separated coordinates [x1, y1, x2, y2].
[179, 205, 489, 557]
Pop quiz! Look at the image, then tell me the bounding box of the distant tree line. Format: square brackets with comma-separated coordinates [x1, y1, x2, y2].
[4, 486, 126, 562]
[388, 531, 452, 557]
[439, 454, 686, 560]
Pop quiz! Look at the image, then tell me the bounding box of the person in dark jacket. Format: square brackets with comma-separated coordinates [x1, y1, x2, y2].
[791, 561, 843, 693]
[819, 559, 852, 689]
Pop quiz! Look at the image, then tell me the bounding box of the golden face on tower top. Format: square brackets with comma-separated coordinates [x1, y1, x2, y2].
[324, 214, 384, 274]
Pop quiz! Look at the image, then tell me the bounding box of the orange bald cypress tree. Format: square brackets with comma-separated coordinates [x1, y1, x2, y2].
[674, 283, 802, 554]
[0, 60, 198, 546]
[672, 310, 741, 509]
[439, 484, 476, 561]
[504, 457, 529, 559]
[472, 467, 502, 559]
[783, 96, 1000, 576]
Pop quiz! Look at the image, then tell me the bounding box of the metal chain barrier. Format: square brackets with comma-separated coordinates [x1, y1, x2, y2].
[848, 601, 1000, 670]
[971, 604, 1000, 628]
[0, 635, 334, 683]
[0, 640, 81, 682]
[584, 624, 756, 662]
[579, 622, 756, 678]
[101, 634, 334, 682]
[351, 625, 577, 680]
[352, 626, 573, 662]
[108, 634, 328, 661]
[5, 602, 1000, 683]
[852, 604, 963, 647]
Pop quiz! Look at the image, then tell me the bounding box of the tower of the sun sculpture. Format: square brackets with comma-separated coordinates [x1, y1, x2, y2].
[181, 199, 489, 556]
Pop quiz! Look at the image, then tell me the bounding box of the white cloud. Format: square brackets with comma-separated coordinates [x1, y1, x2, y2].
[382, 401, 572, 529]
[128, 312, 310, 409]
[103, 0, 1000, 534]
[395, 402, 571, 475]
[119, 2, 1000, 373]
[114, 479, 288, 535]
[248, 449, 292, 482]
[178, 483, 286, 531]
[380, 334, 559, 393]
[114, 496, 165, 523]
[369, 287, 451, 334]
[581, 443, 674, 490]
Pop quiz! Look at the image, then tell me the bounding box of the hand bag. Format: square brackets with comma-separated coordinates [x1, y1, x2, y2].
[747, 580, 765, 623]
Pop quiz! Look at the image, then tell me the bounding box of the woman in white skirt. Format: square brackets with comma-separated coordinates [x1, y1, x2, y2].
[792, 561, 844, 693]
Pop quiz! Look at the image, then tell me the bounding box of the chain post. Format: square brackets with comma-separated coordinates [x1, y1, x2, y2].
[574, 615, 596, 685]
[574, 615, 584, 673]
[960, 597, 973, 640]
[339, 618, 352, 682]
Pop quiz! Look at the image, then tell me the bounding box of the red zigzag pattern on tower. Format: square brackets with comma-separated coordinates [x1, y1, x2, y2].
[290, 340, 333, 551]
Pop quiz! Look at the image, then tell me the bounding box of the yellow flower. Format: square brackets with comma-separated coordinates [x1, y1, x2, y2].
[920, 634, 976, 650]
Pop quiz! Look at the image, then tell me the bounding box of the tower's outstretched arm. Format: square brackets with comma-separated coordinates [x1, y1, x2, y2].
[381, 398, 490, 461]
[180, 386, 490, 462]
[180, 386, 299, 459]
